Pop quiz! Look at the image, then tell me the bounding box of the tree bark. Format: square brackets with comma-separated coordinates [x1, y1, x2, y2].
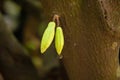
[40, 0, 120, 80]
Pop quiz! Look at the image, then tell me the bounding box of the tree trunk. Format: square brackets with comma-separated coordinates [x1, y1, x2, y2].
[40, 0, 120, 80]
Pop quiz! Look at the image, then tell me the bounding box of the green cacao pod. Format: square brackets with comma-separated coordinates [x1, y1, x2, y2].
[41, 21, 56, 53]
[55, 27, 64, 55]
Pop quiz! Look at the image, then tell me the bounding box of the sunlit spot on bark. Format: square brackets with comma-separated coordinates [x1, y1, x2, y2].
[111, 42, 117, 50]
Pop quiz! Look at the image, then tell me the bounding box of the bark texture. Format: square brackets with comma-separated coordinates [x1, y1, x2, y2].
[40, 0, 120, 80]
[0, 0, 120, 80]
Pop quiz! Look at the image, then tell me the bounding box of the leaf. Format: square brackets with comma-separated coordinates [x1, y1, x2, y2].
[55, 27, 64, 55]
[40, 21, 56, 53]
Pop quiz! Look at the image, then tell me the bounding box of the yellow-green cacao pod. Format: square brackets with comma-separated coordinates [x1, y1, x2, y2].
[55, 27, 64, 55]
[41, 21, 56, 53]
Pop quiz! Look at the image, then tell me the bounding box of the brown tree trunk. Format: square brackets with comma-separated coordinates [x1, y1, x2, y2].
[0, 0, 120, 80]
[40, 0, 120, 80]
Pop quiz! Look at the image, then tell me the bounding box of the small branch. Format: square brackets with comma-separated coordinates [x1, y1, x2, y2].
[53, 14, 60, 26]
